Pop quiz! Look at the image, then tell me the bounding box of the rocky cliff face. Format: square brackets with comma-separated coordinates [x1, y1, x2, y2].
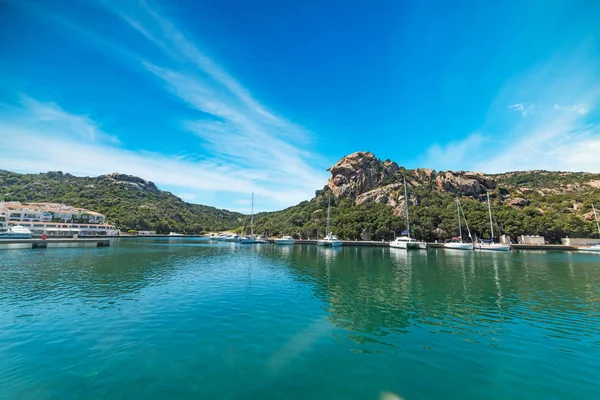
[326, 151, 498, 215]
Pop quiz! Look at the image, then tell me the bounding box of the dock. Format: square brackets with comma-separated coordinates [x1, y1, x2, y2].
[0, 238, 111, 250]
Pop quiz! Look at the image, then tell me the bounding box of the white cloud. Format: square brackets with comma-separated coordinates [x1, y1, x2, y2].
[0, 97, 323, 210]
[0, 0, 330, 211]
[553, 103, 589, 115]
[508, 102, 535, 117]
[427, 44, 600, 174]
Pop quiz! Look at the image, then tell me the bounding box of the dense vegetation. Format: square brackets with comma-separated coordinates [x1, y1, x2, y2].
[2, 168, 599, 242]
[0, 170, 243, 234]
[252, 171, 600, 243]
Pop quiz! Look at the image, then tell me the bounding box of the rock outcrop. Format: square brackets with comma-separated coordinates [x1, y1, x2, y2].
[326, 151, 498, 201]
[101, 173, 159, 193]
[327, 152, 400, 199]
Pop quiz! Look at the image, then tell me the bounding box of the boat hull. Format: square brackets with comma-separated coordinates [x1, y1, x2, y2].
[444, 242, 474, 250]
[578, 245, 600, 252]
[476, 243, 511, 251]
[0, 233, 33, 239]
[317, 240, 342, 247]
[274, 239, 295, 245]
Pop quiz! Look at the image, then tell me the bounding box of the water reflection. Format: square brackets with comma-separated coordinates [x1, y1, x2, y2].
[269, 245, 600, 352]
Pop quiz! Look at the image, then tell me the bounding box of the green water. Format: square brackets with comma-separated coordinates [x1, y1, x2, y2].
[1, 239, 599, 400]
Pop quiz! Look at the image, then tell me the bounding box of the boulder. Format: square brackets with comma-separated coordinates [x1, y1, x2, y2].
[506, 197, 528, 208]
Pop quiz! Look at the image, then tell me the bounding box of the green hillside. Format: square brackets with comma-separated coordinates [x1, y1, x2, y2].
[0, 170, 244, 234]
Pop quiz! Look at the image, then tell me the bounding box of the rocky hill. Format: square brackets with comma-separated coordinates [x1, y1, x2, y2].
[253, 152, 600, 243]
[0, 170, 243, 234]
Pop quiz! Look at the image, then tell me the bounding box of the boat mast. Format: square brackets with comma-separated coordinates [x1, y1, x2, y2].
[403, 176, 411, 237]
[593, 203, 600, 237]
[487, 191, 494, 241]
[250, 193, 254, 236]
[326, 194, 331, 236]
[456, 197, 463, 241]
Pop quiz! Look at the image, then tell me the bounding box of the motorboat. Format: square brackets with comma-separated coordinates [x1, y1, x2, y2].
[476, 192, 512, 252]
[255, 234, 269, 244]
[225, 234, 240, 242]
[0, 218, 33, 239]
[317, 194, 342, 247]
[274, 235, 295, 245]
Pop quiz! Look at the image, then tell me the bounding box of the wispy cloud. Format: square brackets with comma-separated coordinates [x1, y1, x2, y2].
[553, 103, 589, 115]
[425, 43, 600, 173]
[508, 102, 535, 117]
[0, 0, 330, 211]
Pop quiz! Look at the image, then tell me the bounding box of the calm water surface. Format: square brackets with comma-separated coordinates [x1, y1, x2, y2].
[1, 238, 599, 399]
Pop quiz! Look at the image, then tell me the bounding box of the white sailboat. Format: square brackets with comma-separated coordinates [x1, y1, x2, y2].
[240, 193, 260, 244]
[390, 176, 427, 250]
[444, 197, 474, 250]
[579, 203, 600, 252]
[476, 192, 511, 251]
[317, 194, 342, 247]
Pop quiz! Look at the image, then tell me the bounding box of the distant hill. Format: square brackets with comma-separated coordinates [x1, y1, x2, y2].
[252, 152, 600, 243]
[0, 170, 244, 234]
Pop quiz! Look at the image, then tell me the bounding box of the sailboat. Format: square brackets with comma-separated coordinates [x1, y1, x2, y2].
[476, 192, 511, 251]
[579, 203, 600, 252]
[317, 194, 342, 247]
[390, 176, 427, 250]
[239, 193, 263, 244]
[444, 197, 474, 250]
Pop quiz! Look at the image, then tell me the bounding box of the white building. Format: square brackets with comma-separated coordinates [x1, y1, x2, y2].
[0, 202, 118, 237]
[518, 235, 545, 245]
[561, 237, 600, 246]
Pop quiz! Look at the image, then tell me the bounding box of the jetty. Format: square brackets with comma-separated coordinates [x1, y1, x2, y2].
[0, 238, 111, 250]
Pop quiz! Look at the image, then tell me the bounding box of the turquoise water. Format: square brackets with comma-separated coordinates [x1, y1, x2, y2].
[1, 239, 599, 400]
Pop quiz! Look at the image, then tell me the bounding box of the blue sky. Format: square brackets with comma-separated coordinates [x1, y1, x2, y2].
[1, 0, 599, 212]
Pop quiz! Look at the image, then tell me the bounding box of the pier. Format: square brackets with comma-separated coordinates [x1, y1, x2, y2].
[0, 238, 111, 250]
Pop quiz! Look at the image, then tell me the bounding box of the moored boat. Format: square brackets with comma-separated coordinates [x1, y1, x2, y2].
[318, 233, 342, 247]
[444, 241, 474, 250]
[444, 198, 473, 251]
[475, 192, 512, 252]
[274, 235, 295, 245]
[578, 204, 600, 253]
[389, 176, 427, 250]
[317, 195, 342, 247]
[0, 218, 33, 239]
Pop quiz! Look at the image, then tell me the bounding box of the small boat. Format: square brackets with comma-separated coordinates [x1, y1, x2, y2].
[318, 233, 342, 247]
[0, 217, 33, 239]
[274, 235, 295, 245]
[317, 194, 342, 247]
[390, 176, 427, 250]
[579, 203, 600, 252]
[213, 233, 229, 241]
[0, 220, 33, 239]
[475, 192, 511, 251]
[239, 194, 268, 244]
[444, 197, 473, 251]
[390, 236, 420, 249]
[225, 234, 240, 242]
